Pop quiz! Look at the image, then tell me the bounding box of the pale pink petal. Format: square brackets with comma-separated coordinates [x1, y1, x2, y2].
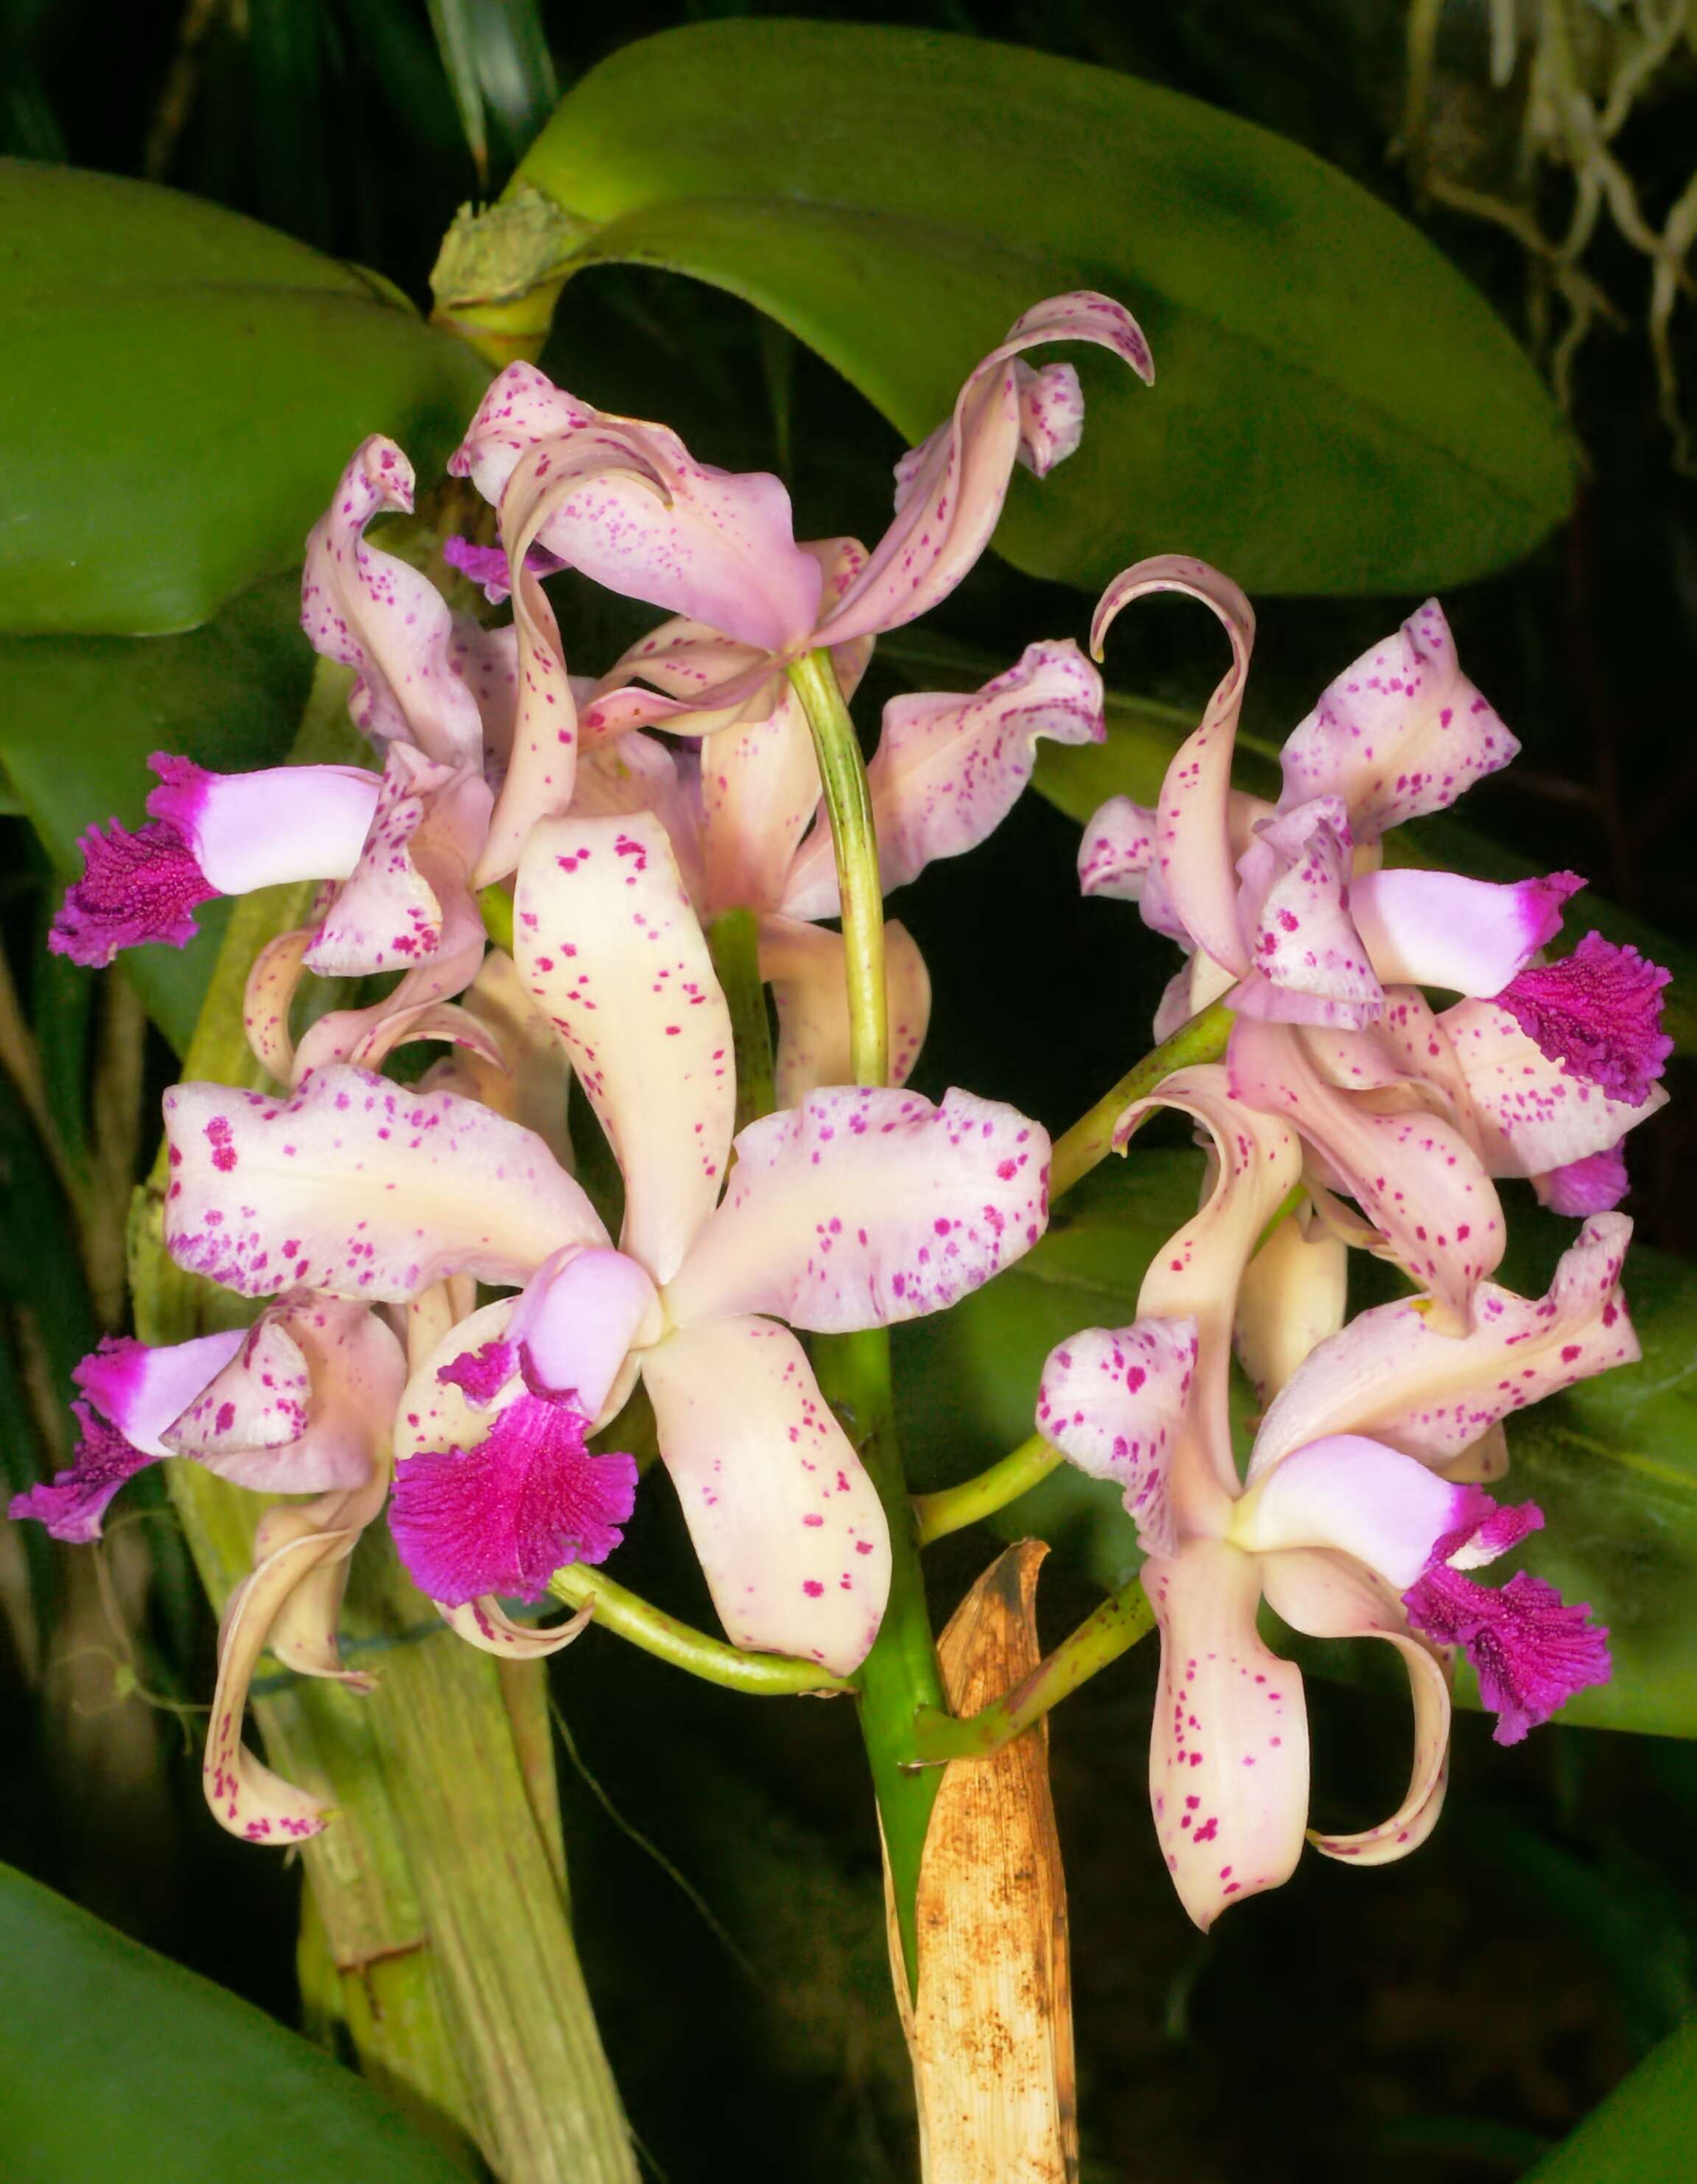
[1348, 868, 1581, 998]
[817, 293, 1153, 647]
[508, 1246, 662, 1421]
[1261, 1548, 1450, 1865]
[1033, 1319, 1196, 1557]
[1278, 599, 1520, 841]
[1437, 997, 1666, 1179]
[452, 363, 823, 653]
[1249, 1213, 1639, 1477]
[164, 1294, 405, 1494]
[163, 1064, 605, 1301]
[513, 813, 735, 1285]
[757, 916, 930, 1107]
[662, 1086, 1049, 1334]
[299, 436, 484, 764]
[784, 641, 1102, 919]
[74, 1330, 246, 1456]
[439, 1595, 595, 1658]
[1143, 1540, 1309, 1931]
[1091, 556, 1256, 978]
[1234, 1208, 1348, 1404]
[698, 682, 823, 914]
[1233, 797, 1382, 1026]
[1077, 795, 1159, 906]
[1113, 1065, 1304, 1518]
[1228, 1016, 1505, 1331]
[1234, 1432, 1502, 1586]
[640, 1315, 889, 1673]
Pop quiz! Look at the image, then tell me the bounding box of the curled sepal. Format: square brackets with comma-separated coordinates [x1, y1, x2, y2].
[1143, 1540, 1309, 1931]
[640, 1315, 889, 1673]
[1034, 1318, 1194, 1557]
[782, 640, 1104, 917]
[203, 1471, 387, 1844]
[817, 292, 1154, 648]
[1248, 1214, 1637, 1478]
[1277, 598, 1519, 842]
[439, 1595, 595, 1658]
[1091, 556, 1256, 982]
[300, 435, 484, 764]
[662, 1087, 1049, 1334]
[1261, 1549, 1450, 1866]
[243, 928, 316, 1084]
[757, 916, 930, 1107]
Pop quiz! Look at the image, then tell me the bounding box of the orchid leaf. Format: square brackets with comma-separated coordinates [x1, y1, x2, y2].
[1522, 2012, 1697, 2184]
[426, 0, 557, 183]
[0, 158, 489, 637]
[898, 1158, 1697, 1740]
[511, 20, 1573, 598]
[0, 1862, 471, 2183]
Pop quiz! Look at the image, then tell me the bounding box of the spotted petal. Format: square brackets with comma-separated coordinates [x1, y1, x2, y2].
[757, 916, 930, 1106]
[514, 813, 735, 1286]
[641, 1315, 889, 1673]
[300, 436, 484, 763]
[1143, 1539, 1309, 1931]
[1248, 1214, 1638, 1478]
[1233, 796, 1381, 1026]
[1035, 1319, 1195, 1557]
[783, 641, 1102, 918]
[1438, 996, 1668, 1179]
[817, 293, 1153, 648]
[699, 683, 823, 914]
[1278, 599, 1519, 841]
[662, 1087, 1049, 1334]
[163, 1064, 604, 1301]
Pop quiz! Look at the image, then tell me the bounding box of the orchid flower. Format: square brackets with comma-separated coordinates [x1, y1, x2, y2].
[447, 292, 1152, 885]
[158, 812, 1052, 1684]
[8, 1296, 405, 1841]
[1034, 1066, 1626, 1928]
[573, 637, 1105, 1100]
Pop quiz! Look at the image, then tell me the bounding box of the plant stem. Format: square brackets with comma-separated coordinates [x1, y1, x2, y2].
[911, 1580, 1155, 1765]
[706, 907, 776, 1130]
[912, 1433, 1063, 1547]
[1049, 1000, 1236, 1200]
[786, 647, 888, 1085]
[549, 1566, 850, 1696]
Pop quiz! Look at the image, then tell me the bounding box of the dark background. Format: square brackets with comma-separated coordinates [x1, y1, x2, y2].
[1, 4, 1694, 2179]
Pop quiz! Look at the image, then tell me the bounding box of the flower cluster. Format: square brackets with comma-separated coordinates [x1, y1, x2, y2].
[18, 293, 1150, 1840]
[1043, 558, 1668, 1927]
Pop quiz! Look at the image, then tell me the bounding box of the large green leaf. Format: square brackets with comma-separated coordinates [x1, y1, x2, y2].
[513, 21, 1573, 597]
[898, 1152, 1697, 1738]
[0, 573, 312, 1049]
[0, 159, 489, 637]
[1523, 2014, 1697, 2184]
[0, 1861, 469, 2182]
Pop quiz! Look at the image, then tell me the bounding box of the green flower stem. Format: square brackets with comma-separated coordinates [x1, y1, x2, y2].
[912, 1432, 1063, 1547]
[1049, 999, 1236, 1200]
[549, 1566, 851, 1696]
[812, 1326, 946, 1998]
[478, 881, 516, 954]
[786, 646, 888, 1085]
[707, 907, 777, 1130]
[911, 1578, 1155, 1765]
[131, 666, 637, 2184]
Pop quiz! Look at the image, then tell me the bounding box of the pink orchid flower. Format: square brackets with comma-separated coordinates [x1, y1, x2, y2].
[575, 637, 1105, 1100]
[1035, 1066, 1626, 1929]
[8, 1296, 406, 1842]
[159, 812, 1052, 1679]
[447, 293, 1152, 884]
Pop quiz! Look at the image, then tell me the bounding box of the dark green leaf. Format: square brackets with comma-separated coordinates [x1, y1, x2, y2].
[0, 573, 312, 1049]
[517, 21, 1573, 598]
[427, 0, 557, 181]
[1522, 2012, 1697, 2184]
[0, 159, 489, 636]
[0, 1861, 470, 2183]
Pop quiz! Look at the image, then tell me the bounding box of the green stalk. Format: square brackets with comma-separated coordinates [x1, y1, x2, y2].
[706, 908, 777, 1130]
[785, 642, 942, 1992]
[911, 1579, 1155, 1764]
[130, 667, 637, 2184]
[786, 648, 889, 1088]
[550, 1564, 850, 1696]
[912, 1432, 1062, 1547]
[1049, 1000, 1236, 1200]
